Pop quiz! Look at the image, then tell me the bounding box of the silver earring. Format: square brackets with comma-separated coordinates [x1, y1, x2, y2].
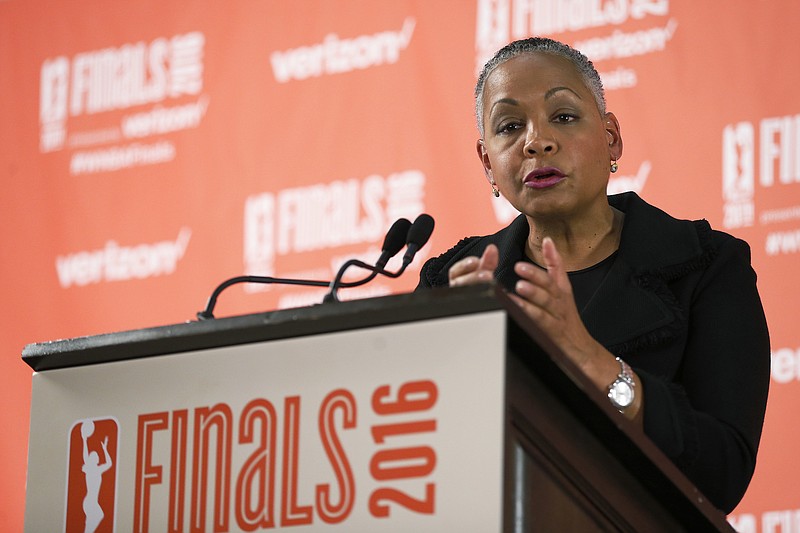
[610, 160, 618, 173]
[491, 181, 500, 197]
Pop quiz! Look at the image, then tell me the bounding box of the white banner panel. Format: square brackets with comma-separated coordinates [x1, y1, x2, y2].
[25, 311, 507, 533]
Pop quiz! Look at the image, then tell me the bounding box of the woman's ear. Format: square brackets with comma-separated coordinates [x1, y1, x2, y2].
[605, 112, 623, 161]
[477, 138, 493, 184]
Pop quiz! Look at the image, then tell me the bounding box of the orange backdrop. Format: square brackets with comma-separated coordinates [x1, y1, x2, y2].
[2, 1, 799, 531]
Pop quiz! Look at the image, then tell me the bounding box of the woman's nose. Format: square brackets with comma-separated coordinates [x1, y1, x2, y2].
[524, 127, 556, 156]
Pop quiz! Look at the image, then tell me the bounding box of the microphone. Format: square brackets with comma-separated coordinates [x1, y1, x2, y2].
[196, 217, 417, 319]
[320, 218, 411, 303]
[359, 217, 412, 283]
[401, 213, 435, 266]
[323, 214, 435, 303]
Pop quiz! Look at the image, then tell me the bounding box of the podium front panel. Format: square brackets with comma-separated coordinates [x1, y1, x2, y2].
[25, 311, 508, 533]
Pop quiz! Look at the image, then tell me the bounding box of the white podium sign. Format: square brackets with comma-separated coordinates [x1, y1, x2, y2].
[25, 311, 508, 533]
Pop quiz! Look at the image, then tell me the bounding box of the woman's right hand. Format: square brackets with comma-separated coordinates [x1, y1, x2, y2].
[448, 244, 499, 287]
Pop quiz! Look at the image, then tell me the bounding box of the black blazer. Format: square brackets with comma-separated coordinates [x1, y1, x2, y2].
[417, 192, 770, 513]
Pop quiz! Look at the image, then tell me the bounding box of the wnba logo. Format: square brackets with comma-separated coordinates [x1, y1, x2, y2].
[65, 418, 119, 533]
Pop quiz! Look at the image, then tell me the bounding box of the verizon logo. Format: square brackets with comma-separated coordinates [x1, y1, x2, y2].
[269, 18, 415, 83]
[55, 228, 191, 288]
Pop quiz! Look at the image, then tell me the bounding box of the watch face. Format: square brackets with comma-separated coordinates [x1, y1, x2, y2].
[609, 380, 634, 408]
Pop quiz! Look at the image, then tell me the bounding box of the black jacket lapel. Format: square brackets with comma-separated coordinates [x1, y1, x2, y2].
[581, 193, 707, 354]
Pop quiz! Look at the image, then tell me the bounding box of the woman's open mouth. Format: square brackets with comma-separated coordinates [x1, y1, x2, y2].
[523, 167, 566, 189]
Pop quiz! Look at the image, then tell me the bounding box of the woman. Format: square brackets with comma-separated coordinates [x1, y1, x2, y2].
[417, 37, 770, 514]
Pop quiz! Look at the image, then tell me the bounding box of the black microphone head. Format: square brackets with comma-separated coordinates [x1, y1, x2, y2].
[401, 214, 435, 266]
[383, 218, 412, 256]
[407, 213, 435, 249]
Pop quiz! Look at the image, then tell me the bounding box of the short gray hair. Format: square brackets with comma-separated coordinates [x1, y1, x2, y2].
[475, 37, 606, 136]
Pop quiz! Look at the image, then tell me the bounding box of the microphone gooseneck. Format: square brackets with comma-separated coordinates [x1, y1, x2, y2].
[197, 275, 329, 320]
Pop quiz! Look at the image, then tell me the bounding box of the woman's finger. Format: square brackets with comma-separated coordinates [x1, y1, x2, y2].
[478, 244, 500, 271]
[448, 244, 499, 285]
[541, 237, 572, 292]
[448, 256, 480, 281]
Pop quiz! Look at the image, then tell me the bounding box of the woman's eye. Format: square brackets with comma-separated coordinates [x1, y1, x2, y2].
[554, 113, 577, 123]
[498, 122, 522, 134]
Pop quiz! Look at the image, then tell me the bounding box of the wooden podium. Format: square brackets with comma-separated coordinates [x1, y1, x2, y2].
[22, 284, 734, 532]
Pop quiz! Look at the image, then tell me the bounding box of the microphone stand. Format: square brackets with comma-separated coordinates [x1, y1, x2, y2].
[197, 236, 406, 320]
[196, 215, 431, 319]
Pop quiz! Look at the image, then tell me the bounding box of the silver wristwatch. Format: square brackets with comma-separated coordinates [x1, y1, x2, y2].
[607, 357, 635, 412]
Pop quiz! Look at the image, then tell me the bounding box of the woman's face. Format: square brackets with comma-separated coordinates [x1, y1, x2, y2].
[478, 52, 622, 221]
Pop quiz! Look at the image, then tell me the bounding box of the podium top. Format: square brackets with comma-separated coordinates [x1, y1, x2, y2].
[22, 284, 505, 372]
